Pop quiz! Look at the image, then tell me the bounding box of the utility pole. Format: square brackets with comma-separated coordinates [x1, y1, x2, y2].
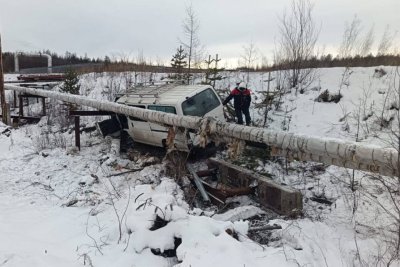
[0, 34, 9, 125]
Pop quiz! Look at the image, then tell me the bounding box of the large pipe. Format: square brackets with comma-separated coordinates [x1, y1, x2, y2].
[14, 52, 52, 73]
[4, 84, 399, 177]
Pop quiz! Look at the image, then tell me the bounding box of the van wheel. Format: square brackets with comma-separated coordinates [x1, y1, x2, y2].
[162, 139, 167, 148]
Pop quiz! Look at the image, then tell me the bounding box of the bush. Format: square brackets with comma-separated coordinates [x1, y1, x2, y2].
[373, 68, 387, 78]
[315, 89, 342, 103]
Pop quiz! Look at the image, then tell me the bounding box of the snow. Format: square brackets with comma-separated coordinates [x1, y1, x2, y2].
[1, 66, 399, 266]
[212, 205, 265, 222]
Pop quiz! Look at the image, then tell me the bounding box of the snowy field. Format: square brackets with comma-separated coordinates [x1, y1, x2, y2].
[1, 66, 399, 266]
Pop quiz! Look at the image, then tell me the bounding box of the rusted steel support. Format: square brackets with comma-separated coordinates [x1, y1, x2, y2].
[18, 95, 23, 117]
[13, 91, 17, 108]
[20, 94, 46, 98]
[74, 116, 80, 150]
[42, 98, 46, 116]
[0, 114, 41, 122]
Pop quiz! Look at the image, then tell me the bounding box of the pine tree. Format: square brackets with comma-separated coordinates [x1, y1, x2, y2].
[60, 69, 80, 95]
[170, 46, 187, 80]
[204, 54, 224, 87]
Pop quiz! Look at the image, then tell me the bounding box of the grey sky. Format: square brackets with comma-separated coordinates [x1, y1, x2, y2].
[0, 0, 399, 66]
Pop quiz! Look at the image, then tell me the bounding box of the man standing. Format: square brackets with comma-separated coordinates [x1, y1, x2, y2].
[222, 82, 251, 126]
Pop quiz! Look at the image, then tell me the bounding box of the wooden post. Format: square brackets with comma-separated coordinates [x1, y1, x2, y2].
[42, 98, 46, 116]
[74, 116, 80, 150]
[0, 34, 8, 125]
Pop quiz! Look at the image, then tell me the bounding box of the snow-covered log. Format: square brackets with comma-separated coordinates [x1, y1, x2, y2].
[5, 84, 399, 177]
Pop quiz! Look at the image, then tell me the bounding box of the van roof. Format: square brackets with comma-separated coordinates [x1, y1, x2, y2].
[116, 84, 213, 105]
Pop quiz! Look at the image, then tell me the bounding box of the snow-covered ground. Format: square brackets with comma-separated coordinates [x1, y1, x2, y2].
[1, 66, 399, 266]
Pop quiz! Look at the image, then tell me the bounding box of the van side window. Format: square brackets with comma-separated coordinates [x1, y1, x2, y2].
[148, 105, 176, 114]
[128, 105, 146, 121]
[182, 88, 220, 117]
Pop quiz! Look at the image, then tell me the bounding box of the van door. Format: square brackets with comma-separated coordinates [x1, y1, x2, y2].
[127, 105, 153, 145]
[181, 88, 224, 120]
[147, 105, 179, 146]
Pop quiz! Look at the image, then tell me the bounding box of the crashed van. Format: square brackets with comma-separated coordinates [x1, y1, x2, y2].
[102, 83, 225, 150]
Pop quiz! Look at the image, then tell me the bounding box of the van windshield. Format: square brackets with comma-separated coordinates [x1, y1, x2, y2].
[181, 88, 220, 117]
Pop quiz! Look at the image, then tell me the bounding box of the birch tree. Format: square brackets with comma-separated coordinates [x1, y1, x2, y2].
[240, 42, 258, 84]
[338, 16, 362, 94]
[180, 3, 201, 84]
[339, 16, 362, 59]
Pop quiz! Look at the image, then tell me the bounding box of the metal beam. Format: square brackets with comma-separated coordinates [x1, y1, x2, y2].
[75, 116, 80, 150]
[4, 84, 399, 177]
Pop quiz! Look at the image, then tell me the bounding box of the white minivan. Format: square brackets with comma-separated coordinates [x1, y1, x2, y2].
[115, 83, 225, 150]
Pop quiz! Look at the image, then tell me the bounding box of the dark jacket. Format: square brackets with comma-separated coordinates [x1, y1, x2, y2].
[223, 88, 251, 109]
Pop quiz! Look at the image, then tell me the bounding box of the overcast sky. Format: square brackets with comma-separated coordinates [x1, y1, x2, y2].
[0, 0, 399, 66]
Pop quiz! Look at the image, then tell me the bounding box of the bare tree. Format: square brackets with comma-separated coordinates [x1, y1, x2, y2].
[180, 3, 201, 84]
[377, 25, 396, 56]
[338, 16, 362, 94]
[277, 0, 319, 92]
[273, 49, 288, 111]
[240, 42, 258, 84]
[358, 25, 375, 57]
[339, 15, 362, 59]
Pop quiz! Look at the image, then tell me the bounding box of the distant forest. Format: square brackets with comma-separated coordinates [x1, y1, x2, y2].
[268, 54, 400, 71]
[2, 50, 103, 73]
[2, 50, 400, 73]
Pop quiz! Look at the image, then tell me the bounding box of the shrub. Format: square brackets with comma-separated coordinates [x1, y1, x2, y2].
[316, 89, 342, 103]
